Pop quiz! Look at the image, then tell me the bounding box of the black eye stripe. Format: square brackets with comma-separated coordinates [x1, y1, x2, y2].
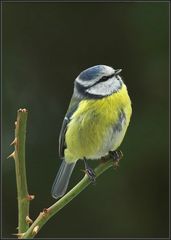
[75, 72, 116, 93]
[97, 73, 115, 83]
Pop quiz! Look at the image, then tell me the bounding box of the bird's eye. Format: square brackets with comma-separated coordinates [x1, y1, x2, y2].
[99, 76, 108, 82]
[98, 73, 115, 83]
[103, 76, 108, 80]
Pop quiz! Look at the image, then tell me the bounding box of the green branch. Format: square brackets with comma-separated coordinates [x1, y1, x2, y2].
[8, 109, 32, 236]
[22, 158, 116, 239]
[9, 108, 122, 239]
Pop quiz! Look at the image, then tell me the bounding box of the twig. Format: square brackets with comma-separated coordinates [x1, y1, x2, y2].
[9, 108, 121, 239]
[22, 158, 117, 239]
[9, 109, 31, 235]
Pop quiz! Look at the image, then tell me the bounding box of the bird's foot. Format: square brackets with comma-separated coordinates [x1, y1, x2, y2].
[84, 158, 96, 184]
[109, 150, 123, 169]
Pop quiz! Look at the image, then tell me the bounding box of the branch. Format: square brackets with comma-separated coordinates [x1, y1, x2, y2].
[21, 157, 118, 239]
[9, 108, 121, 238]
[8, 109, 32, 236]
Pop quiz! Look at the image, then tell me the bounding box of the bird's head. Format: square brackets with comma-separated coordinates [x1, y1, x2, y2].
[74, 65, 123, 99]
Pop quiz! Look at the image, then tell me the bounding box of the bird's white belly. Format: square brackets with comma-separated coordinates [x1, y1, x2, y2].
[89, 120, 127, 160]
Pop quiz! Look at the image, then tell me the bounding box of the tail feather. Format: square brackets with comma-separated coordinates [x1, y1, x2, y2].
[51, 160, 76, 199]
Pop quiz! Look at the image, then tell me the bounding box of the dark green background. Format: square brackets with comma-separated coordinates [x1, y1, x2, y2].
[2, 2, 169, 238]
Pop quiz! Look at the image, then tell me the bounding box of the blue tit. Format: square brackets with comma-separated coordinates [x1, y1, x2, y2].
[51, 65, 132, 199]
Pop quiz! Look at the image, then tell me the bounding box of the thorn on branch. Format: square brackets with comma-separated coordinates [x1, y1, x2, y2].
[32, 225, 39, 235]
[42, 208, 50, 217]
[7, 151, 15, 159]
[26, 216, 33, 224]
[26, 194, 35, 201]
[10, 137, 17, 146]
[12, 233, 24, 238]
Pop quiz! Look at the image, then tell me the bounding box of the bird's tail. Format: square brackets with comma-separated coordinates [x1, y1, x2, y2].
[51, 160, 76, 199]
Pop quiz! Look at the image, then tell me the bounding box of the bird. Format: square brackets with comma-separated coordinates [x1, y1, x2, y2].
[51, 65, 132, 199]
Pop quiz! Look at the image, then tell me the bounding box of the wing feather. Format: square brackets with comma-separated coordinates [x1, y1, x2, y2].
[59, 96, 80, 158]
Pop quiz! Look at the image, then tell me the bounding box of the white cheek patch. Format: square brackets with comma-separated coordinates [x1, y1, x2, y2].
[86, 77, 121, 96]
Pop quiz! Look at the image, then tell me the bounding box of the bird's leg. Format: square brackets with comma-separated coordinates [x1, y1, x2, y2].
[109, 150, 123, 169]
[84, 158, 96, 184]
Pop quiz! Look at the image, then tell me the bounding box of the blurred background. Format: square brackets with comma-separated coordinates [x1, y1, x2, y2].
[2, 2, 169, 238]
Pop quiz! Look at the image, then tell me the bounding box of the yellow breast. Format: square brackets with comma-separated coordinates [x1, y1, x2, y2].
[65, 84, 132, 162]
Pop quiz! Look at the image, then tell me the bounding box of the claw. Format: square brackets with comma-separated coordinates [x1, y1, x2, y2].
[83, 158, 96, 184]
[85, 168, 96, 182]
[113, 160, 120, 169]
[109, 150, 123, 169]
[109, 150, 123, 161]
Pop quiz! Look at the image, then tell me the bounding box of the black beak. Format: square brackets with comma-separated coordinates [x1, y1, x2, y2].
[115, 69, 122, 75]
